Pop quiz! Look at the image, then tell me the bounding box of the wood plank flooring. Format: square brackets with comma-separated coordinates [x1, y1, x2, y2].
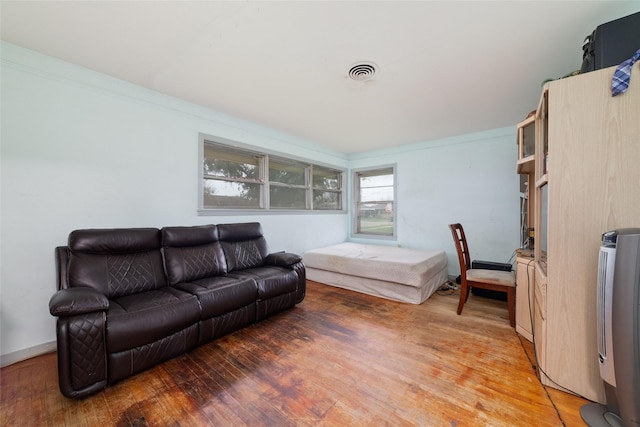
[1, 281, 588, 426]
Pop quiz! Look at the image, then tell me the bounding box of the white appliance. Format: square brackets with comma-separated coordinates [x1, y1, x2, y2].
[581, 228, 640, 427]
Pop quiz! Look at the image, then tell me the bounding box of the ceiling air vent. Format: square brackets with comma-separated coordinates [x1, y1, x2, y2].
[347, 62, 378, 81]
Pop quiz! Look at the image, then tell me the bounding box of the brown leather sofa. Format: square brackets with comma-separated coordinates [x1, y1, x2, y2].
[49, 222, 305, 398]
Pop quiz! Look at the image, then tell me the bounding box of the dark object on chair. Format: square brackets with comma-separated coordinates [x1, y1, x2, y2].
[448, 223, 516, 327]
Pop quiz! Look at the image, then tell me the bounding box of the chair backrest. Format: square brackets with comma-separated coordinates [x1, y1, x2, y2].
[449, 223, 472, 276]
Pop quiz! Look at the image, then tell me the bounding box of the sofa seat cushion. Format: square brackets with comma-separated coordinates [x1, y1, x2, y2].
[175, 276, 257, 319]
[229, 267, 298, 300]
[466, 269, 515, 287]
[106, 288, 200, 353]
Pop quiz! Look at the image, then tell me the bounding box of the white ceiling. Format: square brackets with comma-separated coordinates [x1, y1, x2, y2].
[2, 1, 639, 154]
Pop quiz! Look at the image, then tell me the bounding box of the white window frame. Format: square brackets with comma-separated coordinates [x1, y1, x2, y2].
[352, 165, 397, 239]
[199, 134, 345, 215]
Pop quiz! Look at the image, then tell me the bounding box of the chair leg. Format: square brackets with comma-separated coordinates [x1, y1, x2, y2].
[457, 283, 469, 315]
[507, 288, 516, 328]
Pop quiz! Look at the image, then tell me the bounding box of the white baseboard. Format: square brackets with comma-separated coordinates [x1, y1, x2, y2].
[0, 341, 56, 368]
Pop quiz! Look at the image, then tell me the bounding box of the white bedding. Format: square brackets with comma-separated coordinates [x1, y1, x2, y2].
[303, 242, 448, 304]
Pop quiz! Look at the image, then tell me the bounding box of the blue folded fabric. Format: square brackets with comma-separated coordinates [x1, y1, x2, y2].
[612, 48, 640, 97]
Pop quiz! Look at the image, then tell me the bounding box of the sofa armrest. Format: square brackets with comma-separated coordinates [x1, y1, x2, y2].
[264, 252, 302, 267]
[49, 288, 109, 317]
[264, 252, 305, 304]
[56, 312, 108, 397]
[290, 260, 306, 303]
[55, 246, 70, 290]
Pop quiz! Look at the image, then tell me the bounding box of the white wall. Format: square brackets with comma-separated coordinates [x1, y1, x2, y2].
[1, 42, 520, 364]
[0, 42, 349, 364]
[348, 128, 521, 276]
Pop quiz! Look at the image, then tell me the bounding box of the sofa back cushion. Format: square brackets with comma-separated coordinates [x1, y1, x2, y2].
[161, 225, 227, 285]
[218, 222, 270, 271]
[67, 228, 166, 299]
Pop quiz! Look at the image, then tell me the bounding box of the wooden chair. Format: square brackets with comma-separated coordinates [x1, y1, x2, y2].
[448, 223, 516, 327]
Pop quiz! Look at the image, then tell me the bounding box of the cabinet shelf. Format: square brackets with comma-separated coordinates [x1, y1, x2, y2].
[535, 175, 548, 188]
[517, 155, 535, 174]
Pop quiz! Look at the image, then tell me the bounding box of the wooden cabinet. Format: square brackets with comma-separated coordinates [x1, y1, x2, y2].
[530, 66, 640, 403]
[515, 254, 535, 342]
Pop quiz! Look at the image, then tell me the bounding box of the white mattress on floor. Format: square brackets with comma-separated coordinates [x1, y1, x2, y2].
[303, 242, 448, 304]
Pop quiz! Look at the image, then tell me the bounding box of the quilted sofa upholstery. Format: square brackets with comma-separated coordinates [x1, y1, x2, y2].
[49, 222, 305, 398]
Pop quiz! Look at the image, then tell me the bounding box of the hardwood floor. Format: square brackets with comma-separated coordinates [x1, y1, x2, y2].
[1, 281, 588, 426]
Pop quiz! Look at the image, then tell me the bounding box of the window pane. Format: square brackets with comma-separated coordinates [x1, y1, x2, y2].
[361, 187, 394, 202]
[203, 179, 261, 208]
[313, 167, 340, 190]
[359, 171, 393, 202]
[270, 187, 306, 209]
[204, 145, 260, 181]
[360, 172, 393, 186]
[358, 203, 394, 235]
[313, 190, 340, 210]
[269, 160, 305, 185]
[358, 167, 393, 179]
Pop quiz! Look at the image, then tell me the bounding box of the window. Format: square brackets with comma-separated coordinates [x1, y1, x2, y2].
[202, 145, 264, 209]
[200, 135, 344, 213]
[353, 166, 396, 237]
[269, 159, 307, 209]
[312, 167, 342, 210]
